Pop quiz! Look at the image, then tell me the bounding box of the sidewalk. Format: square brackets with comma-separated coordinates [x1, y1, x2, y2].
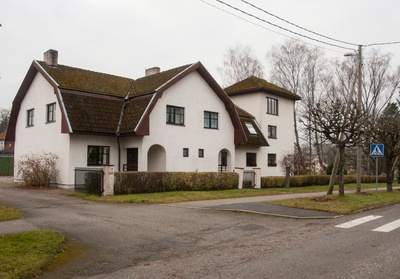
[167, 192, 339, 219]
[167, 187, 399, 219]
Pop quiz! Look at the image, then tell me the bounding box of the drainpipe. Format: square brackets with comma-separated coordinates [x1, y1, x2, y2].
[116, 81, 134, 171]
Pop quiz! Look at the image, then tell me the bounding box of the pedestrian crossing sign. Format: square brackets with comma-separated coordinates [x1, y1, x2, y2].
[370, 144, 384, 157]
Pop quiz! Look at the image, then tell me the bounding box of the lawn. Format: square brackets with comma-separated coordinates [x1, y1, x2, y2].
[0, 230, 65, 279]
[269, 190, 400, 215]
[66, 183, 397, 204]
[0, 205, 22, 221]
[0, 204, 66, 279]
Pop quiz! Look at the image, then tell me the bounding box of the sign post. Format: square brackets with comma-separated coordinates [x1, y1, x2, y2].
[370, 144, 384, 197]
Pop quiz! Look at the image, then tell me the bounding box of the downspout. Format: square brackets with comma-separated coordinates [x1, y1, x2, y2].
[116, 82, 134, 171]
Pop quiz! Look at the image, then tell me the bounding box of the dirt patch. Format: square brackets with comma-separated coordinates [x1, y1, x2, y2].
[311, 196, 331, 202]
[355, 192, 373, 196]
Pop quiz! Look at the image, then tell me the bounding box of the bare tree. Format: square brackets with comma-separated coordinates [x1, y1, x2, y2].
[372, 103, 400, 192]
[305, 84, 363, 196]
[218, 44, 264, 87]
[0, 108, 10, 132]
[267, 39, 328, 174]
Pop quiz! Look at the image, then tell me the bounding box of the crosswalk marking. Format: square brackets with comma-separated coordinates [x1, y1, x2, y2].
[335, 215, 383, 229]
[372, 219, 400, 233]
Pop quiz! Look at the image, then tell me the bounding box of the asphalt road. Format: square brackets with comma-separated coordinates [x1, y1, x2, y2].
[1, 178, 399, 278]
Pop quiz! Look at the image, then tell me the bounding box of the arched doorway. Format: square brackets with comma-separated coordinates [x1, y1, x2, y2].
[147, 145, 166, 171]
[218, 149, 231, 172]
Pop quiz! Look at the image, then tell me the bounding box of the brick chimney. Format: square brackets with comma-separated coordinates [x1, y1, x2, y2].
[44, 49, 58, 67]
[145, 67, 160, 76]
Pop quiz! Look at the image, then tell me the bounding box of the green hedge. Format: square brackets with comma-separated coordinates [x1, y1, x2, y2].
[261, 175, 387, 188]
[114, 172, 239, 194]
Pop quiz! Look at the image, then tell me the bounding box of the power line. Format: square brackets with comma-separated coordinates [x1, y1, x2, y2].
[200, 0, 348, 55]
[240, 0, 358, 47]
[212, 0, 355, 51]
[240, 0, 400, 48]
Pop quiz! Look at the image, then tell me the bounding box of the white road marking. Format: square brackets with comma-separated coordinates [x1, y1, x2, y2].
[335, 215, 383, 229]
[372, 219, 400, 233]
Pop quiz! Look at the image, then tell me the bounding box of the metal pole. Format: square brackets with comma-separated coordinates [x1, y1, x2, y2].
[375, 157, 378, 197]
[356, 45, 362, 193]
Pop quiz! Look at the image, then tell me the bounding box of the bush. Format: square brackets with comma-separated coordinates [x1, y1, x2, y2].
[114, 172, 238, 194]
[261, 175, 386, 188]
[16, 152, 59, 187]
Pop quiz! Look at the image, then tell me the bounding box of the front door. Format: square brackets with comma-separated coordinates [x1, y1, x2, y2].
[127, 148, 138, 171]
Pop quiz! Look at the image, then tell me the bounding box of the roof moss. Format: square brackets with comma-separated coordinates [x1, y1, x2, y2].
[38, 61, 134, 98]
[225, 76, 301, 101]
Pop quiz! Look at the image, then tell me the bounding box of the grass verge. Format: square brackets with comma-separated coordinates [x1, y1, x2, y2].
[65, 183, 396, 204]
[269, 190, 400, 215]
[0, 230, 65, 279]
[0, 205, 22, 221]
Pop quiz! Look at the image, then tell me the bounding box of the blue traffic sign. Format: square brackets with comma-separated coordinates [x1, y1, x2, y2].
[370, 144, 384, 157]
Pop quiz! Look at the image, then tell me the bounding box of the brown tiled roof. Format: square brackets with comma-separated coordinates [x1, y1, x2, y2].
[225, 76, 301, 101]
[38, 61, 134, 97]
[39, 62, 192, 135]
[61, 90, 123, 134]
[129, 65, 191, 96]
[235, 106, 269, 146]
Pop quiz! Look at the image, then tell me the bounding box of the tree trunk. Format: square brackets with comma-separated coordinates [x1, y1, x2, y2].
[338, 145, 346, 196]
[327, 148, 340, 195]
[387, 156, 398, 192]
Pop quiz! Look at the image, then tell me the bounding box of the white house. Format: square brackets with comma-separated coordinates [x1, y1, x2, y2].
[6, 50, 299, 187]
[225, 76, 301, 176]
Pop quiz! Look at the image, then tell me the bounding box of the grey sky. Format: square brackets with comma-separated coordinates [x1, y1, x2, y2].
[1, 0, 399, 109]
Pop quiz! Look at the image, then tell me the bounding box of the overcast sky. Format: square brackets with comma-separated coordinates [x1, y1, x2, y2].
[1, 0, 399, 109]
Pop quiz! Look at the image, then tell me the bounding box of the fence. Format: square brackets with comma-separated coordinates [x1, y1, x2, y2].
[0, 154, 14, 176]
[74, 167, 104, 195]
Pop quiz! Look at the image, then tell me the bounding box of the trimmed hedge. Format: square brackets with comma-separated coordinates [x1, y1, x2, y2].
[114, 172, 239, 194]
[262, 175, 387, 188]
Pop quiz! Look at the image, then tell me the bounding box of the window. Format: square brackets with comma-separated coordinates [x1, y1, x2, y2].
[266, 97, 278, 115]
[204, 111, 218, 129]
[27, 109, 34, 127]
[167, 105, 184, 125]
[199, 149, 204, 158]
[246, 153, 257, 167]
[46, 103, 56, 123]
[268, 125, 277, 138]
[244, 122, 257, 135]
[183, 148, 189, 157]
[268, 154, 277, 167]
[87, 146, 110, 166]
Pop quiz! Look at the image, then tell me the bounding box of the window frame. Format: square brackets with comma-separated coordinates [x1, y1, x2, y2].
[204, 111, 219, 129]
[246, 152, 257, 167]
[198, 149, 204, 158]
[266, 97, 278, 115]
[268, 153, 277, 167]
[87, 145, 110, 166]
[166, 105, 185, 126]
[46, 102, 56, 123]
[27, 108, 34, 127]
[183, 148, 189, 157]
[268, 125, 277, 139]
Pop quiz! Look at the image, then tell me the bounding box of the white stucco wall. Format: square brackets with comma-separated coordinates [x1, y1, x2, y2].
[136, 71, 236, 172]
[230, 92, 296, 176]
[14, 73, 71, 185]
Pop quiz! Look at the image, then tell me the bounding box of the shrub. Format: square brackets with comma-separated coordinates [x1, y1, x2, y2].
[17, 152, 59, 187]
[114, 172, 238, 194]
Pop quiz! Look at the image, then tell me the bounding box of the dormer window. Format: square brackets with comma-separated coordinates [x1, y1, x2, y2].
[244, 122, 257, 135]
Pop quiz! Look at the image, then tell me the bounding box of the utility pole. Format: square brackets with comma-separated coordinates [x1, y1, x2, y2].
[356, 45, 362, 193]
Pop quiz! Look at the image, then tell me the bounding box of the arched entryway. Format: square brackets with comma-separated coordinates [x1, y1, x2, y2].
[218, 149, 231, 172]
[147, 144, 166, 171]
